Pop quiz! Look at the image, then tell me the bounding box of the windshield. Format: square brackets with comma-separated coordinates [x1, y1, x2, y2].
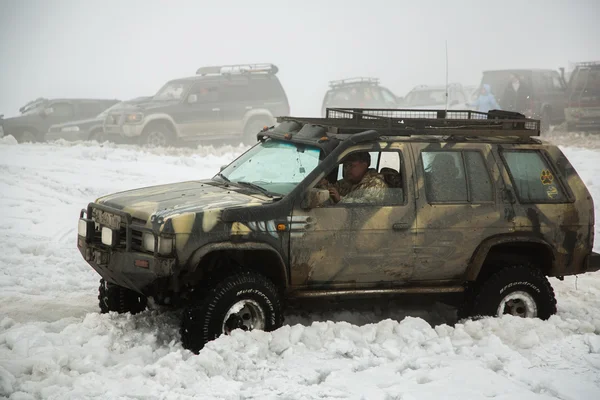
[153, 81, 191, 101]
[20, 102, 46, 116]
[405, 89, 447, 106]
[96, 102, 125, 118]
[217, 140, 321, 196]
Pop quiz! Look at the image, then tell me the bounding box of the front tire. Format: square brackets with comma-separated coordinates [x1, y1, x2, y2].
[98, 278, 147, 314]
[140, 123, 175, 148]
[180, 270, 283, 354]
[463, 265, 557, 320]
[89, 130, 106, 143]
[243, 119, 270, 146]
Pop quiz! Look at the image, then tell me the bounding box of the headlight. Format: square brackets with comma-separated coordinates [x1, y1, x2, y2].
[61, 126, 80, 132]
[101, 227, 116, 246]
[78, 219, 88, 237]
[126, 113, 144, 123]
[142, 232, 173, 255]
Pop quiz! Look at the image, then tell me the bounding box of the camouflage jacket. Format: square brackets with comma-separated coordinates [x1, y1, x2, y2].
[321, 169, 388, 204]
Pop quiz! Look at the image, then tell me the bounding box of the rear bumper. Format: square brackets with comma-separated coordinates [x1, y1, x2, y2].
[585, 252, 600, 273]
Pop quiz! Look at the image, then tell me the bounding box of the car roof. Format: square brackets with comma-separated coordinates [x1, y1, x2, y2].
[483, 69, 556, 74]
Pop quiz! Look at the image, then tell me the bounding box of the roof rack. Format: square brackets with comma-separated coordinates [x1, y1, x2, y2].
[276, 108, 540, 138]
[196, 63, 278, 76]
[329, 77, 380, 88]
[572, 61, 600, 68]
[19, 97, 48, 114]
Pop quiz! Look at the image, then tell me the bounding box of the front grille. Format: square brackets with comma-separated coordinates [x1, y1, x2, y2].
[89, 207, 148, 252]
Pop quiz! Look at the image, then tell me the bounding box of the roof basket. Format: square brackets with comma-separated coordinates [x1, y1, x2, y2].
[196, 63, 279, 76]
[572, 61, 600, 68]
[19, 97, 47, 114]
[329, 77, 380, 88]
[276, 107, 540, 138]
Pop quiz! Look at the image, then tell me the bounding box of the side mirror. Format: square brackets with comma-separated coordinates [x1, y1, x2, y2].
[188, 94, 198, 104]
[220, 165, 227, 172]
[301, 188, 331, 210]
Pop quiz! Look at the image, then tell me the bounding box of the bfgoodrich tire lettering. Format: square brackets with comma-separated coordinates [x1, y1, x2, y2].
[180, 270, 283, 354]
[467, 265, 557, 320]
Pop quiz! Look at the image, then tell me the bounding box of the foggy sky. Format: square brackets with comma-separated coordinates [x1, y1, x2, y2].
[1, 0, 598, 117]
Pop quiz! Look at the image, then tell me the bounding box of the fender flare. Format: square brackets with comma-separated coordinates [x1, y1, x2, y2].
[141, 114, 180, 137]
[465, 234, 555, 281]
[242, 110, 275, 130]
[186, 241, 289, 287]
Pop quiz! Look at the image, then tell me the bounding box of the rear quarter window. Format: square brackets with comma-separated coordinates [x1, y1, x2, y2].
[502, 150, 567, 203]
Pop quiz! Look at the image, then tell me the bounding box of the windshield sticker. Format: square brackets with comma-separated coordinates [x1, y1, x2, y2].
[546, 185, 559, 199]
[541, 169, 554, 185]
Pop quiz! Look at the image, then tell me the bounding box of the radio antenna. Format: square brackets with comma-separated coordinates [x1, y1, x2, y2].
[445, 40, 449, 112]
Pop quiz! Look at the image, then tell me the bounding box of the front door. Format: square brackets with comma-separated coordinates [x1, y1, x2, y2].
[411, 143, 513, 282]
[174, 83, 222, 138]
[289, 143, 417, 289]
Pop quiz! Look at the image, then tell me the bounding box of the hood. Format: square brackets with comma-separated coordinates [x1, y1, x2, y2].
[96, 180, 271, 227]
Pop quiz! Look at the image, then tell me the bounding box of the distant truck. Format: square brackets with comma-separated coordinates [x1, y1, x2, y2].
[321, 77, 401, 116]
[103, 63, 290, 147]
[564, 61, 600, 131]
[0, 98, 119, 143]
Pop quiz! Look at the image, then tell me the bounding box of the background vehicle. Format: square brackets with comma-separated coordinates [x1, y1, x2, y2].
[479, 69, 568, 131]
[400, 83, 470, 109]
[103, 63, 290, 147]
[77, 107, 599, 353]
[321, 77, 401, 115]
[46, 96, 151, 142]
[564, 61, 600, 131]
[0, 98, 119, 143]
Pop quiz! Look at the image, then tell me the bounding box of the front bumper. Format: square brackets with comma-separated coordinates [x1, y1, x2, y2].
[77, 203, 176, 293]
[104, 123, 144, 138]
[585, 252, 600, 273]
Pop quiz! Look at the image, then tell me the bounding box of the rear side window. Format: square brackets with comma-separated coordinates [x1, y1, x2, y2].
[247, 78, 286, 102]
[503, 150, 567, 203]
[422, 150, 493, 203]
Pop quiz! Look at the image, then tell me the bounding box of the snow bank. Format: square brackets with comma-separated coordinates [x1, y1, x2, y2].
[1, 140, 600, 399]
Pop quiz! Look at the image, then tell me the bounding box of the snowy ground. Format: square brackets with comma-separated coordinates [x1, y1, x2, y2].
[1, 134, 600, 399]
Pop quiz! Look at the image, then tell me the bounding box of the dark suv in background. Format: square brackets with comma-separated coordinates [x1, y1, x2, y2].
[0, 98, 119, 143]
[479, 69, 568, 131]
[103, 63, 290, 147]
[321, 77, 401, 115]
[564, 61, 600, 131]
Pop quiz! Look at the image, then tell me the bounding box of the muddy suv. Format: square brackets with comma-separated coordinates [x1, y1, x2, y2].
[103, 63, 290, 147]
[77, 107, 599, 353]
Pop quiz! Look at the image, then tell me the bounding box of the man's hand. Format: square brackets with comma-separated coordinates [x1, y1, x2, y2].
[329, 188, 341, 203]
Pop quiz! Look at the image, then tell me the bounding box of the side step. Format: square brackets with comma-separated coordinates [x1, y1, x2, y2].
[288, 286, 464, 299]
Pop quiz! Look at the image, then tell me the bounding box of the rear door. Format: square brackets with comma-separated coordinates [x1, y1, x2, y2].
[412, 142, 513, 282]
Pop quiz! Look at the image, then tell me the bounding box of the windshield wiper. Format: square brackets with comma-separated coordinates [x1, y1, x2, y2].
[235, 181, 276, 198]
[215, 172, 231, 183]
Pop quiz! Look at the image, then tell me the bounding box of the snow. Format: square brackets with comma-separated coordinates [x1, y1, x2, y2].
[1, 137, 600, 399]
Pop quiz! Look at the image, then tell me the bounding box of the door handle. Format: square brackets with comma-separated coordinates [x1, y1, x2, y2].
[392, 222, 410, 231]
[212, 108, 221, 112]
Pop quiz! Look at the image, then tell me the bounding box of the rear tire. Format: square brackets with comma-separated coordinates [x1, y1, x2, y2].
[460, 264, 556, 320]
[180, 270, 283, 354]
[243, 119, 270, 146]
[140, 123, 175, 148]
[98, 278, 147, 314]
[19, 131, 37, 143]
[89, 130, 106, 143]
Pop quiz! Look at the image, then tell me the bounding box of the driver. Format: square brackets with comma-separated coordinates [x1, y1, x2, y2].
[318, 152, 388, 204]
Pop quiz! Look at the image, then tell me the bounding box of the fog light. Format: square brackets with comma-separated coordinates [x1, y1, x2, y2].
[101, 227, 115, 246]
[78, 219, 88, 237]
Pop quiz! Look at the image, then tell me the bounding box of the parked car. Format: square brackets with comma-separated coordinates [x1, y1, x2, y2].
[0, 98, 119, 143]
[564, 61, 600, 131]
[478, 69, 568, 131]
[76, 107, 599, 353]
[103, 63, 290, 147]
[46, 96, 151, 142]
[321, 77, 401, 115]
[400, 83, 470, 109]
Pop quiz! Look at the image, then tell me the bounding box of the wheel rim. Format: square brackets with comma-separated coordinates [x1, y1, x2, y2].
[146, 131, 168, 147]
[222, 299, 266, 334]
[497, 290, 538, 318]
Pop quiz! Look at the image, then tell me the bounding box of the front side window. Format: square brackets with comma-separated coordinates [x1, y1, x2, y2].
[218, 140, 321, 196]
[503, 150, 567, 203]
[48, 102, 74, 117]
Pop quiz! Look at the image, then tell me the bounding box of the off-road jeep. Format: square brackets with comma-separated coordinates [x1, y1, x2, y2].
[321, 77, 401, 116]
[103, 63, 289, 147]
[77, 107, 600, 353]
[564, 61, 600, 131]
[0, 97, 119, 143]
